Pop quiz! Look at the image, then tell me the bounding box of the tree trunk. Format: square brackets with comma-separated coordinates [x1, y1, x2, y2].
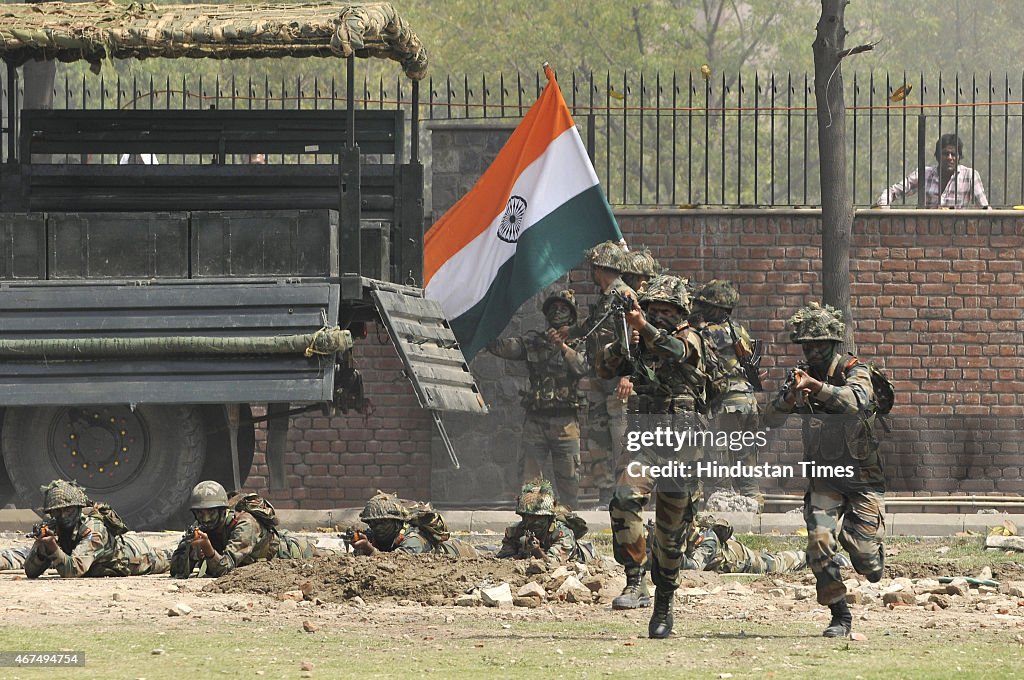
[812, 0, 857, 354]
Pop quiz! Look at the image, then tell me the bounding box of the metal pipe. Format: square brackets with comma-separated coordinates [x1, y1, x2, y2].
[764, 494, 1024, 507]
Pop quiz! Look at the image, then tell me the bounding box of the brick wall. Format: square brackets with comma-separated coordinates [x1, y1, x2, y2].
[609, 209, 1024, 496]
[245, 329, 434, 509]
[244, 115, 1024, 508]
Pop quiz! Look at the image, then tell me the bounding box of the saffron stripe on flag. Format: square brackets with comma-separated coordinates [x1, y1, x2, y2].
[448, 185, 617, 359]
[424, 128, 599, 319]
[423, 84, 576, 283]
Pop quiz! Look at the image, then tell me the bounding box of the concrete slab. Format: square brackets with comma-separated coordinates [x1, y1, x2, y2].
[758, 513, 806, 535]
[275, 508, 361, 531]
[0, 508, 43, 532]
[887, 513, 963, 537]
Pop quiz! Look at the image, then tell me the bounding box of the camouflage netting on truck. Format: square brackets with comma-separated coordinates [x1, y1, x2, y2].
[0, 0, 428, 78]
[0, 327, 352, 359]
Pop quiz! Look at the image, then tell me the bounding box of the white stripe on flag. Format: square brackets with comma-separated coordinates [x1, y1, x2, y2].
[425, 127, 597, 319]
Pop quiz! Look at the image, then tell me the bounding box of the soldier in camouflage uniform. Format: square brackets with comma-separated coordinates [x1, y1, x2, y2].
[351, 491, 477, 558]
[0, 545, 29, 571]
[620, 247, 661, 294]
[678, 515, 808, 574]
[764, 302, 884, 639]
[566, 240, 636, 509]
[598, 274, 710, 639]
[497, 478, 595, 563]
[487, 290, 587, 508]
[690, 280, 763, 506]
[170, 480, 320, 578]
[24, 480, 170, 578]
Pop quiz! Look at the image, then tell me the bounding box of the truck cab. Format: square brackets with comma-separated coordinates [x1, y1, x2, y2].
[0, 1, 484, 527]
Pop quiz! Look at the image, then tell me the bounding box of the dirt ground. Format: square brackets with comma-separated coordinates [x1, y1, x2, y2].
[1, 532, 1023, 678]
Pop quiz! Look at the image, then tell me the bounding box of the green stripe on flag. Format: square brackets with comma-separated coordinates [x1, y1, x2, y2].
[451, 185, 621, 360]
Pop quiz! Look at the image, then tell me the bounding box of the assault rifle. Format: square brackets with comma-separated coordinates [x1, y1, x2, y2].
[781, 361, 812, 409]
[26, 519, 57, 539]
[726, 321, 764, 392]
[340, 526, 374, 551]
[575, 290, 633, 360]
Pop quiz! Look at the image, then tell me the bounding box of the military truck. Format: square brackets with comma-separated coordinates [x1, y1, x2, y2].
[0, 1, 485, 528]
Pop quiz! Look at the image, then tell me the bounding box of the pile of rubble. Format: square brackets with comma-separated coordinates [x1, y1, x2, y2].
[456, 560, 612, 608]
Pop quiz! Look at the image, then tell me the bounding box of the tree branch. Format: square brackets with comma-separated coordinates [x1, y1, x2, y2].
[836, 40, 879, 60]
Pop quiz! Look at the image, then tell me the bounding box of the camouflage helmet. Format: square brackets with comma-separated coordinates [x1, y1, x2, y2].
[541, 289, 578, 324]
[585, 240, 625, 271]
[693, 279, 739, 310]
[360, 491, 410, 522]
[788, 301, 845, 343]
[516, 477, 556, 516]
[40, 479, 89, 511]
[621, 248, 661, 278]
[189, 480, 229, 510]
[639, 274, 691, 313]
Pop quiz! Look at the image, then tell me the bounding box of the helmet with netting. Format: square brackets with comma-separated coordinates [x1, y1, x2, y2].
[693, 279, 739, 310]
[621, 248, 661, 278]
[585, 241, 625, 271]
[788, 301, 845, 343]
[542, 289, 578, 324]
[516, 477, 556, 516]
[639, 274, 691, 313]
[41, 479, 90, 511]
[360, 491, 410, 522]
[190, 480, 229, 509]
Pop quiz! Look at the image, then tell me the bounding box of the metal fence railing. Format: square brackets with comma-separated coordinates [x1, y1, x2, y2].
[4, 68, 1024, 208]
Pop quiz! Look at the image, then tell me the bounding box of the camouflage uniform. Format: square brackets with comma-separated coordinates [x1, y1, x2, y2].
[170, 481, 319, 578]
[691, 280, 762, 503]
[680, 517, 806, 574]
[25, 512, 170, 578]
[569, 241, 636, 506]
[170, 509, 317, 577]
[764, 303, 884, 638]
[497, 478, 593, 563]
[23, 480, 169, 578]
[0, 545, 30, 570]
[359, 492, 477, 558]
[487, 290, 588, 508]
[599, 275, 709, 638]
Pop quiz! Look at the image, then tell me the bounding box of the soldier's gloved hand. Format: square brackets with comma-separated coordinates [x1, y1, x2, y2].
[192, 530, 215, 559]
[352, 538, 377, 556]
[528, 536, 544, 559]
[36, 535, 58, 556]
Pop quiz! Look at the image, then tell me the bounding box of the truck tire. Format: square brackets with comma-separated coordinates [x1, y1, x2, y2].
[199, 404, 256, 494]
[1, 405, 205, 530]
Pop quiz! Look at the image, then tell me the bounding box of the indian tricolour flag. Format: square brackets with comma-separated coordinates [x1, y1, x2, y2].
[424, 66, 622, 360]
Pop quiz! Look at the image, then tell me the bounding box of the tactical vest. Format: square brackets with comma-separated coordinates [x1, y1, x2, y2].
[521, 335, 583, 412]
[798, 357, 883, 484]
[629, 325, 707, 414]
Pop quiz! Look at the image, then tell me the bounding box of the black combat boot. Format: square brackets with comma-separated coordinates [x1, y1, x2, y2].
[866, 547, 885, 583]
[647, 587, 674, 639]
[612, 568, 650, 609]
[822, 600, 852, 638]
